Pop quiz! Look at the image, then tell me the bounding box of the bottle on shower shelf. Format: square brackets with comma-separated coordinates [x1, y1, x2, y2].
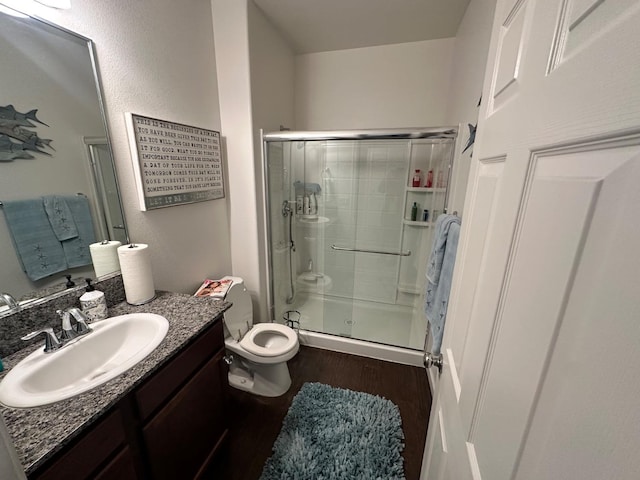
[425, 170, 434, 188]
[412, 169, 422, 187]
[309, 192, 318, 215]
[411, 202, 418, 221]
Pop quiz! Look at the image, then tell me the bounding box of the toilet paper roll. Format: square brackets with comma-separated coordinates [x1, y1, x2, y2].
[90, 241, 122, 278]
[117, 243, 155, 305]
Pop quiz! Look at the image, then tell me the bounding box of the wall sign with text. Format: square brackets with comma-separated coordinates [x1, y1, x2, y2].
[125, 113, 224, 210]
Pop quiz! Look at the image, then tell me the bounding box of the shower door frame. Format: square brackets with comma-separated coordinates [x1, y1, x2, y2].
[262, 127, 458, 328]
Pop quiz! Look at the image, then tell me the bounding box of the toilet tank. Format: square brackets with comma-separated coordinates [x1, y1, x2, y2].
[221, 276, 253, 341]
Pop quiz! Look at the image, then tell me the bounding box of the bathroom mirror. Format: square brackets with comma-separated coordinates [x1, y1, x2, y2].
[0, 7, 128, 308]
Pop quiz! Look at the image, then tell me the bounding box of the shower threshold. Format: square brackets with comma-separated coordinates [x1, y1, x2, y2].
[298, 330, 423, 367]
[288, 292, 426, 367]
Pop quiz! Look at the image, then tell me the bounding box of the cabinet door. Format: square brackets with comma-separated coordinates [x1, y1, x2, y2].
[93, 447, 137, 480]
[32, 410, 126, 480]
[143, 351, 228, 480]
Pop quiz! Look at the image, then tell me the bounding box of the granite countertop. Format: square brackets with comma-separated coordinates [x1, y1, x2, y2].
[0, 291, 231, 475]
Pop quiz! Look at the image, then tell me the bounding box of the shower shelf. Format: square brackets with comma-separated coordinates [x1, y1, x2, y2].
[296, 216, 330, 226]
[405, 187, 446, 193]
[402, 220, 432, 227]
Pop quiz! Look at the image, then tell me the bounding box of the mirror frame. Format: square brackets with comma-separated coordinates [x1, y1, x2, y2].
[0, 6, 129, 314]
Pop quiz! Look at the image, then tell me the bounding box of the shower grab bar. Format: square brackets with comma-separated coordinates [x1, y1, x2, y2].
[331, 245, 411, 257]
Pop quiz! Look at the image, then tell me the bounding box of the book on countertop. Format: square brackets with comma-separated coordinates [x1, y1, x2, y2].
[194, 278, 232, 298]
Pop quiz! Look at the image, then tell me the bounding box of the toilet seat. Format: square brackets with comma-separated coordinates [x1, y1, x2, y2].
[239, 323, 298, 357]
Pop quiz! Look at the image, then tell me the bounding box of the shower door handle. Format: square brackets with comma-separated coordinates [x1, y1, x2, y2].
[331, 245, 411, 256]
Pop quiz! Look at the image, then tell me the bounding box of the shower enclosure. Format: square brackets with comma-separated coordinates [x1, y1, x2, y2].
[264, 128, 457, 351]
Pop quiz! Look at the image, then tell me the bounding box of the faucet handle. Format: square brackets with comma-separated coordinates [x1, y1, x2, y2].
[21, 328, 61, 353]
[57, 309, 78, 342]
[67, 308, 91, 335]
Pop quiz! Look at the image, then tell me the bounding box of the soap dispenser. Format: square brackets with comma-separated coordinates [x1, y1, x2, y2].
[80, 279, 108, 322]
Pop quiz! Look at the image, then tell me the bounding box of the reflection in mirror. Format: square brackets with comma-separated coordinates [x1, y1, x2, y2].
[0, 7, 128, 307]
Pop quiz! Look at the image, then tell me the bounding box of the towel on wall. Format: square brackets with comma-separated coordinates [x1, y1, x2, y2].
[2, 198, 68, 281]
[43, 195, 79, 241]
[59, 195, 96, 268]
[425, 214, 461, 355]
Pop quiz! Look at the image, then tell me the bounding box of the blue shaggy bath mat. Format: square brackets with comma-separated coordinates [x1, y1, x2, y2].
[259, 382, 406, 480]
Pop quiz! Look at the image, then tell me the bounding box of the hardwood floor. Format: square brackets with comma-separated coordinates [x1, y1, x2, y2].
[207, 346, 432, 480]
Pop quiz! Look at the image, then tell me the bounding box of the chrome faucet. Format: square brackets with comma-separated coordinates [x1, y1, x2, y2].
[0, 292, 20, 314]
[57, 308, 92, 341]
[20, 308, 92, 354]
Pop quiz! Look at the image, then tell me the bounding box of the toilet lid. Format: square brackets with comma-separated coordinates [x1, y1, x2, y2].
[223, 283, 253, 341]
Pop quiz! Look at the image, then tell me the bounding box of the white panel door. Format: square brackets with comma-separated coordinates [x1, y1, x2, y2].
[422, 0, 640, 479]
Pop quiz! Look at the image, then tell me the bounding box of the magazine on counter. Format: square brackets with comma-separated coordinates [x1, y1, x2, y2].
[194, 278, 232, 298]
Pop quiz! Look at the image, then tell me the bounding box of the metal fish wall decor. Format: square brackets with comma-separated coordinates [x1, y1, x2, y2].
[0, 105, 53, 161]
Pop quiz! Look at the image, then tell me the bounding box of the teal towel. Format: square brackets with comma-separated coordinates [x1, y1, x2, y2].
[2, 198, 68, 280]
[43, 195, 79, 241]
[425, 214, 461, 355]
[59, 195, 96, 268]
[426, 214, 461, 285]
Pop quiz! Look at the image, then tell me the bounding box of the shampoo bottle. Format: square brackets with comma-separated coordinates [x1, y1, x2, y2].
[412, 170, 422, 187]
[411, 202, 418, 221]
[80, 279, 108, 322]
[426, 170, 434, 188]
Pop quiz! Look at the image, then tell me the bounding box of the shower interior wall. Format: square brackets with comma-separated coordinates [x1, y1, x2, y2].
[268, 137, 454, 350]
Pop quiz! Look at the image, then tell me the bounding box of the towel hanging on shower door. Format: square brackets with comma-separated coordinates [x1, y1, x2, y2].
[424, 214, 461, 355]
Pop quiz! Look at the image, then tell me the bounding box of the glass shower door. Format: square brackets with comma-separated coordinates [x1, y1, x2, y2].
[283, 140, 356, 337]
[306, 139, 412, 342]
[340, 140, 412, 344]
[265, 132, 456, 350]
[266, 141, 296, 325]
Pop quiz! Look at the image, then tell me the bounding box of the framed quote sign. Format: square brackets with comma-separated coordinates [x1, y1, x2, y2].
[125, 113, 224, 210]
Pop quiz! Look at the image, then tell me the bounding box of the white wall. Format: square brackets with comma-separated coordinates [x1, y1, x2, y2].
[248, 3, 295, 135]
[32, 0, 232, 295]
[212, 0, 294, 323]
[212, 0, 260, 316]
[294, 39, 456, 130]
[248, 1, 295, 322]
[445, 0, 498, 215]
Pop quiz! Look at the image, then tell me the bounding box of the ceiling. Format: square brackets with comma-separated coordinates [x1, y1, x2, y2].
[253, 0, 472, 54]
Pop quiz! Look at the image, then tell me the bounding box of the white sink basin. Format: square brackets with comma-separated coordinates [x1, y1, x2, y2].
[0, 313, 169, 408]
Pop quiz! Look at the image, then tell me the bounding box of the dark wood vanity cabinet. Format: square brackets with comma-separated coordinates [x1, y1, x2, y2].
[137, 319, 228, 480]
[143, 351, 227, 479]
[30, 317, 228, 480]
[32, 410, 135, 480]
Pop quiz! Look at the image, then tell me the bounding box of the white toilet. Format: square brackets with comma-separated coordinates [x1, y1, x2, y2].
[220, 276, 299, 397]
